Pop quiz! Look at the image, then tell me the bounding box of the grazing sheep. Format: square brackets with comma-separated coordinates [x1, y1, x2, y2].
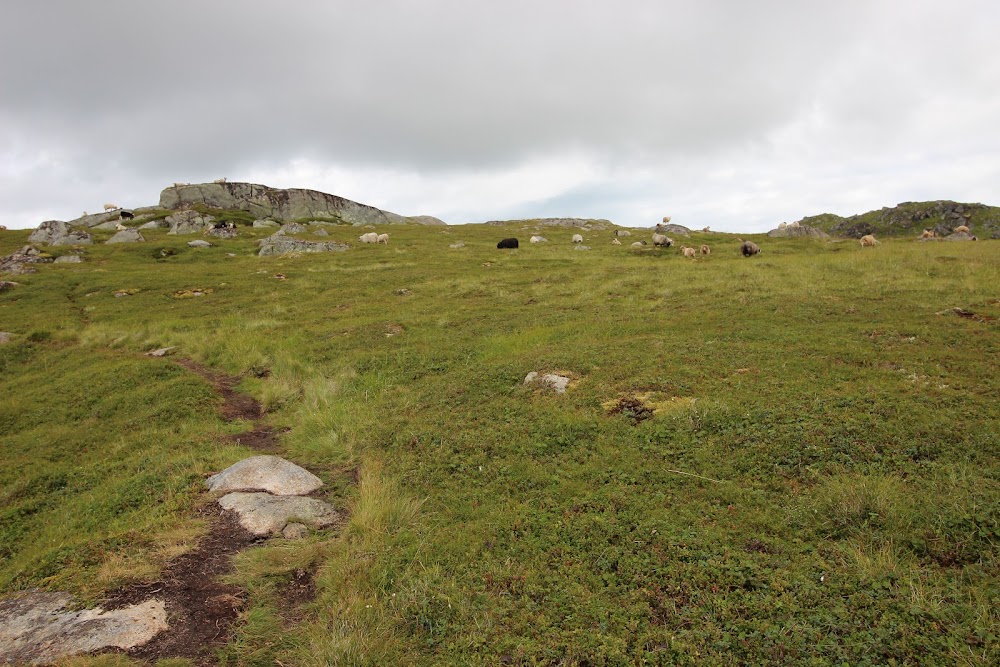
[173, 182, 188, 188]
[778, 222, 787, 229]
[119, 210, 134, 220]
[662, 216, 672, 223]
[631, 241, 644, 247]
[213, 177, 227, 184]
[700, 244, 710, 255]
[377, 233, 389, 244]
[788, 221, 800, 228]
[81, 211, 88, 217]
[954, 225, 970, 233]
[860, 234, 879, 247]
[702, 226, 710, 232]
[741, 240, 762, 257]
[614, 230, 631, 237]
[921, 229, 935, 239]
[652, 233, 672, 247]
[572, 234, 584, 243]
[103, 203, 118, 212]
[682, 246, 696, 258]
[529, 235, 547, 243]
[497, 237, 519, 249]
[612, 238, 621, 245]
[358, 232, 379, 243]
[115, 223, 127, 231]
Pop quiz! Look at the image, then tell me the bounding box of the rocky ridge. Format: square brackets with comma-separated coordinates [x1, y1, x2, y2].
[787, 200, 1000, 239]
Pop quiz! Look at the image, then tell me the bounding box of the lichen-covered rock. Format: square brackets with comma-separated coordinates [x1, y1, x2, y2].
[524, 371, 572, 394]
[53, 255, 83, 263]
[252, 219, 280, 228]
[106, 229, 145, 244]
[206, 455, 324, 495]
[205, 225, 238, 239]
[767, 224, 830, 238]
[257, 235, 349, 257]
[138, 219, 169, 230]
[0, 592, 167, 665]
[166, 210, 215, 235]
[217, 492, 339, 536]
[159, 182, 420, 225]
[28, 220, 92, 246]
[187, 239, 213, 248]
[1, 246, 51, 275]
[276, 222, 308, 235]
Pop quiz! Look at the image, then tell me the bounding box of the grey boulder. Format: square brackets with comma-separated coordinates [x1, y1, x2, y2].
[524, 371, 572, 394]
[218, 492, 338, 536]
[106, 229, 145, 244]
[206, 455, 324, 495]
[53, 255, 83, 263]
[166, 210, 215, 235]
[258, 235, 349, 257]
[187, 240, 213, 248]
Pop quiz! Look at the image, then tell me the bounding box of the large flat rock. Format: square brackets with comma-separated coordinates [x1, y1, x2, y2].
[0, 592, 166, 665]
[206, 455, 323, 495]
[218, 492, 339, 536]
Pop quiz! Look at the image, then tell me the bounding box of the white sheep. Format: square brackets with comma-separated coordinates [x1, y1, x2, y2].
[104, 203, 118, 212]
[173, 182, 189, 188]
[213, 177, 227, 184]
[377, 233, 389, 244]
[572, 234, 584, 243]
[115, 223, 127, 231]
[954, 225, 970, 234]
[652, 233, 672, 247]
[860, 235, 880, 247]
[682, 246, 696, 258]
[358, 232, 379, 243]
[529, 235, 547, 243]
[614, 230, 631, 237]
[631, 241, 644, 247]
[662, 216, 672, 223]
[611, 238, 621, 245]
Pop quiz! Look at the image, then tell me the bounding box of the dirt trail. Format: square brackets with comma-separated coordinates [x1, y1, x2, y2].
[107, 360, 281, 665]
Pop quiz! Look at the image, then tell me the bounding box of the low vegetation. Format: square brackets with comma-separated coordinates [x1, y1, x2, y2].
[1, 222, 997, 665]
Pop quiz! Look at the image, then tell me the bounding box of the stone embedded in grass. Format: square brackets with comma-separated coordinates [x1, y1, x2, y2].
[252, 219, 280, 228]
[166, 210, 215, 234]
[282, 522, 310, 539]
[0, 332, 12, 344]
[187, 239, 213, 248]
[449, 242, 466, 248]
[0, 592, 167, 665]
[218, 492, 338, 536]
[113, 288, 140, 297]
[138, 219, 169, 229]
[573, 245, 591, 251]
[106, 229, 145, 244]
[257, 235, 350, 257]
[0, 281, 20, 292]
[276, 223, 308, 235]
[206, 455, 324, 495]
[145, 346, 176, 357]
[53, 255, 83, 263]
[524, 371, 572, 394]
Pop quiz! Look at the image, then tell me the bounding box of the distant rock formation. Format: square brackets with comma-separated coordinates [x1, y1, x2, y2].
[766, 224, 829, 238]
[788, 200, 1000, 239]
[160, 182, 445, 226]
[28, 221, 92, 246]
[655, 223, 691, 236]
[485, 217, 613, 230]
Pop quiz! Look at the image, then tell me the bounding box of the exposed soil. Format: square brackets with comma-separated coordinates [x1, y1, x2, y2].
[96, 358, 297, 663]
[176, 358, 263, 423]
[608, 396, 655, 425]
[105, 507, 261, 666]
[276, 567, 317, 628]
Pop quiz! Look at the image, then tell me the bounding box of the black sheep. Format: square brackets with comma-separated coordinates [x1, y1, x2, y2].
[119, 210, 135, 220]
[741, 241, 762, 257]
[497, 238, 519, 249]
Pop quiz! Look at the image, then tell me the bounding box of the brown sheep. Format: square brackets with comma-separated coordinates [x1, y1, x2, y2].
[860, 235, 879, 247]
[682, 246, 696, 258]
[700, 244, 710, 255]
[741, 241, 762, 257]
[921, 229, 935, 239]
[611, 238, 621, 245]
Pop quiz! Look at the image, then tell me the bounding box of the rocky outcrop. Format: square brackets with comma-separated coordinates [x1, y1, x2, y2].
[166, 210, 215, 235]
[656, 223, 692, 236]
[159, 182, 435, 226]
[486, 217, 613, 230]
[252, 219, 280, 228]
[257, 234, 349, 257]
[275, 222, 308, 235]
[106, 229, 145, 244]
[206, 456, 324, 496]
[766, 225, 830, 238]
[790, 201, 1000, 238]
[1, 246, 52, 275]
[53, 255, 83, 263]
[0, 592, 167, 665]
[28, 221, 92, 246]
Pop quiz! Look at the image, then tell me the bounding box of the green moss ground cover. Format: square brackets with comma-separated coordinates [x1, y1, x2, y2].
[0, 224, 997, 665]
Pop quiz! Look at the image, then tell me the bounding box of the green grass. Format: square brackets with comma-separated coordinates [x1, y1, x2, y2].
[1, 224, 998, 665]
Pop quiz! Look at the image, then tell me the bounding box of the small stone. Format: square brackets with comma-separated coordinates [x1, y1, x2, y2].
[282, 522, 310, 540]
[524, 371, 572, 394]
[449, 243, 466, 249]
[145, 346, 176, 357]
[188, 240, 213, 248]
[0, 333, 12, 344]
[0, 281, 20, 292]
[573, 245, 591, 251]
[53, 255, 82, 263]
[106, 229, 145, 244]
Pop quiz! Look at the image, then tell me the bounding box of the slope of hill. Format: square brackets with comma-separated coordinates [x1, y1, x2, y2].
[1, 224, 998, 665]
[791, 201, 1000, 238]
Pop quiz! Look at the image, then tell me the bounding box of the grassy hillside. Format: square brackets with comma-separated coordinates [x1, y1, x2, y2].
[1, 224, 998, 665]
[792, 201, 1000, 239]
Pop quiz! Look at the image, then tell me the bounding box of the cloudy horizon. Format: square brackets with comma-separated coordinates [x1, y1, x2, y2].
[2, 0, 998, 231]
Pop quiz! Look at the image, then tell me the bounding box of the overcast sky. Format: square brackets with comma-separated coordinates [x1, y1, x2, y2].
[2, 0, 998, 231]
